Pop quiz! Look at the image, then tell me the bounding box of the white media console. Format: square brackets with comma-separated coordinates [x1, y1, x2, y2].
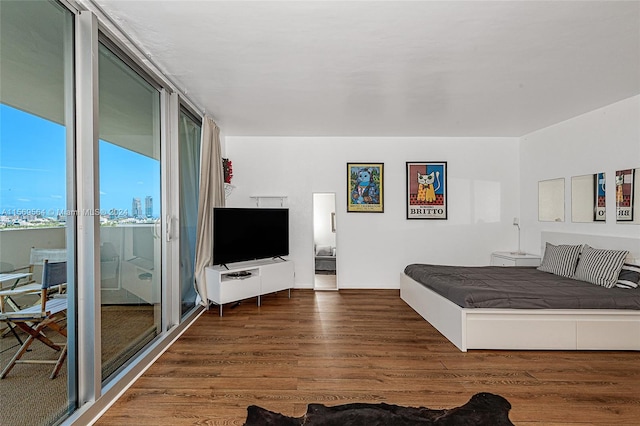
[205, 258, 294, 316]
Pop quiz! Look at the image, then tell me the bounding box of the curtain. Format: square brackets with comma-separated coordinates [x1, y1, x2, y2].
[194, 116, 225, 305]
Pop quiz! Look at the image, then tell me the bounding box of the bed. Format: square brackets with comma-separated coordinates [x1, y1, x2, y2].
[400, 232, 640, 351]
[315, 245, 336, 274]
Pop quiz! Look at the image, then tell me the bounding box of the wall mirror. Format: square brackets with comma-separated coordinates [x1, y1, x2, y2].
[539, 178, 565, 222]
[616, 168, 639, 224]
[571, 173, 606, 223]
[313, 193, 337, 290]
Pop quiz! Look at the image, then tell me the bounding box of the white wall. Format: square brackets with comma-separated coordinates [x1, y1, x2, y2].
[520, 95, 640, 254]
[225, 137, 520, 288]
[0, 227, 66, 272]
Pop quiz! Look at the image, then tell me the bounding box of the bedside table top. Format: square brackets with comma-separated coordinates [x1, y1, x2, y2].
[492, 251, 541, 260]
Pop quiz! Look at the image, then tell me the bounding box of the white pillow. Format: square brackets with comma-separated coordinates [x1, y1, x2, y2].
[315, 245, 332, 256]
[573, 245, 629, 288]
[537, 243, 582, 278]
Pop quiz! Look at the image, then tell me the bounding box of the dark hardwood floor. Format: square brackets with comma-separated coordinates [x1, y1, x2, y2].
[96, 289, 640, 425]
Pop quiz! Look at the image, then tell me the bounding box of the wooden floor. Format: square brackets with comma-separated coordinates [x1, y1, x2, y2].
[96, 290, 640, 425]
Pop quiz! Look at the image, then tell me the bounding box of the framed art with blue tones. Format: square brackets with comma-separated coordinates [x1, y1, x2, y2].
[347, 163, 384, 213]
[595, 172, 606, 221]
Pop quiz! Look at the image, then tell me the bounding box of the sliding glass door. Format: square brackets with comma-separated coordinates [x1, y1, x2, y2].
[178, 106, 201, 317]
[0, 1, 75, 424]
[98, 42, 162, 381]
[2, 1, 206, 422]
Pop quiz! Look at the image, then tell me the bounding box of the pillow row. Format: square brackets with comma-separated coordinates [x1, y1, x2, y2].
[537, 243, 631, 289]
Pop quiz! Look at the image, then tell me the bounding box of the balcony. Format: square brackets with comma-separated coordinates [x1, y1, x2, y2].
[0, 224, 159, 426]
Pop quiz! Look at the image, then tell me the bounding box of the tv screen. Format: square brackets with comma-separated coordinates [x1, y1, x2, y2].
[213, 207, 289, 265]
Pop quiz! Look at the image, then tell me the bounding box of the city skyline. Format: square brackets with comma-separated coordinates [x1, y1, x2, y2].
[1, 104, 160, 219]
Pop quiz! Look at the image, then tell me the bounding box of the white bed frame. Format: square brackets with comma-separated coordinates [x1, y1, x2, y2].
[400, 232, 640, 351]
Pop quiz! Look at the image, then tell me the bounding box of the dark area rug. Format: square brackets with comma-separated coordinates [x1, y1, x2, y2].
[244, 392, 514, 426]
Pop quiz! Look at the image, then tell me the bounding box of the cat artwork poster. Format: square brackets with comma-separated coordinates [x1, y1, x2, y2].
[616, 169, 635, 222]
[347, 162, 384, 213]
[406, 161, 447, 219]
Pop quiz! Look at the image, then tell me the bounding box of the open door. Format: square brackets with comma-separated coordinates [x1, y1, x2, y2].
[313, 193, 337, 290]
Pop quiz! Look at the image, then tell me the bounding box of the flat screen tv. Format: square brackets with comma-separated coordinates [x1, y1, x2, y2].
[213, 207, 289, 266]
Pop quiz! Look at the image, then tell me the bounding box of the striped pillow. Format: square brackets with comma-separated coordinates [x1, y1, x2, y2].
[616, 263, 640, 289]
[573, 245, 629, 288]
[537, 243, 582, 278]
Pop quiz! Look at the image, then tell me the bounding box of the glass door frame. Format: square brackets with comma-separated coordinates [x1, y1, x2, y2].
[75, 9, 177, 404]
[59, 6, 209, 423]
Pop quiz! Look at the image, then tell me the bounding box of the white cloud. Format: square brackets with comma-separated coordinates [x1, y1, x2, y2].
[0, 166, 49, 172]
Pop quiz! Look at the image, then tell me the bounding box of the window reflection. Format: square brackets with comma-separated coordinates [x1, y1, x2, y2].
[98, 42, 161, 381]
[616, 168, 639, 224]
[538, 178, 565, 222]
[571, 173, 606, 223]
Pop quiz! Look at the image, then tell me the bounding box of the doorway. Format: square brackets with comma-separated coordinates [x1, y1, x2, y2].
[313, 193, 337, 290]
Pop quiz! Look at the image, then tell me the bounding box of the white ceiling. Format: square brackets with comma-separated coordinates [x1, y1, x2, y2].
[92, 0, 640, 137]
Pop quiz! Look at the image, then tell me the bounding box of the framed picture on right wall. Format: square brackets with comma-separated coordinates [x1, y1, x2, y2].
[616, 168, 635, 222]
[406, 161, 448, 220]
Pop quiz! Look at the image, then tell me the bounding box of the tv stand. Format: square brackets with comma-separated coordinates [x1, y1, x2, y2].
[226, 271, 252, 278]
[205, 259, 294, 316]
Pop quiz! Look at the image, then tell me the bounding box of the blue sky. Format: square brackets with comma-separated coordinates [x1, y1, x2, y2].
[0, 104, 160, 217]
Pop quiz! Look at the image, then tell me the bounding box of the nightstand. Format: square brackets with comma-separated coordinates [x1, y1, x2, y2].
[491, 252, 541, 267]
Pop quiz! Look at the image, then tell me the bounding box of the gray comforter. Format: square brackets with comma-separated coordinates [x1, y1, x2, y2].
[404, 264, 640, 310]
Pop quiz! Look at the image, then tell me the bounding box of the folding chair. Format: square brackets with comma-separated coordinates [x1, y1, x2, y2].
[0, 248, 67, 299]
[0, 260, 68, 379]
[27, 248, 67, 284]
[0, 279, 41, 345]
[0, 248, 66, 343]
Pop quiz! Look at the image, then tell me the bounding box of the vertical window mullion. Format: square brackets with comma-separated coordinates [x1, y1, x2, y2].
[75, 9, 102, 404]
[64, 1, 78, 413]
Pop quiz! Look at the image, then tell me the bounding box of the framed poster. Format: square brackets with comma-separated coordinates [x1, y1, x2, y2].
[347, 163, 384, 213]
[616, 168, 635, 222]
[594, 172, 606, 222]
[406, 161, 447, 220]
